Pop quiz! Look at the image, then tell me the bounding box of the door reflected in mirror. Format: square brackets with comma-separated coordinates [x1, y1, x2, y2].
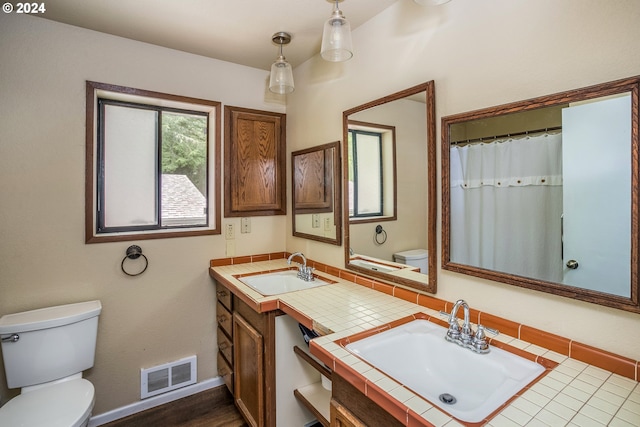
[344, 81, 437, 293]
[292, 141, 342, 245]
[442, 76, 640, 313]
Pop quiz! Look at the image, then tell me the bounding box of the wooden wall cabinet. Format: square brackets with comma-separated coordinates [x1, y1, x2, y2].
[215, 282, 277, 427]
[293, 148, 333, 213]
[224, 106, 286, 217]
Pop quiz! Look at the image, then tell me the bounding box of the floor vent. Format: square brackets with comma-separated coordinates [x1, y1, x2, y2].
[141, 355, 197, 399]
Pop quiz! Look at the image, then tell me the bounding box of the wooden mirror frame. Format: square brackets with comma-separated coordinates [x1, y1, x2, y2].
[343, 81, 437, 293]
[442, 76, 640, 313]
[292, 141, 342, 245]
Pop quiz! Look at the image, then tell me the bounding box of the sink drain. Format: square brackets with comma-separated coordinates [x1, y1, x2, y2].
[439, 393, 457, 405]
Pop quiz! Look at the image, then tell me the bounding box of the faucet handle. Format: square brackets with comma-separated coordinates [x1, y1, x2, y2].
[305, 267, 315, 281]
[483, 325, 499, 336]
[474, 325, 487, 342]
[470, 325, 487, 353]
[445, 317, 461, 342]
[471, 324, 499, 353]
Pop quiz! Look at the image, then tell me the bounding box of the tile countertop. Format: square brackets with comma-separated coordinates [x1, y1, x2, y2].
[210, 258, 640, 427]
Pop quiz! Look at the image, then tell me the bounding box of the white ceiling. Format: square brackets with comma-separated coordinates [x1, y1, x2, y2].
[37, 0, 399, 70]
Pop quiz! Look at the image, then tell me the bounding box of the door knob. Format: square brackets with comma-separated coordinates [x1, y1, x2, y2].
[566, 260, 579, 269]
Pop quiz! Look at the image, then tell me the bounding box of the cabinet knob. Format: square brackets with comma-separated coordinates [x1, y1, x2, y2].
[217, 316, 228, 323]
[217, 290, 228, 297]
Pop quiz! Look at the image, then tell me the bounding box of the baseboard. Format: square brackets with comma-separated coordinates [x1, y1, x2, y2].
[88, 377, 224, 426]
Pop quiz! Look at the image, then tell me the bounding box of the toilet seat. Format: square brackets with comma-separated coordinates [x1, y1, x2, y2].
[0, 378, 94, 427]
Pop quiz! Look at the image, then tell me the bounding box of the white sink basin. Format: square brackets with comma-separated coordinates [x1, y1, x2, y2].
[345, 319, 545, 423]
[350, 259, 399, 273]
[237, 270, 330, 296]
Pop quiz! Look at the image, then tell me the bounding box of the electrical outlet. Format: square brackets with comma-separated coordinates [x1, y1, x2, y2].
[241, 217, 251, 234]
[324, 217, 331, 231]
[225, 223, 234, 240]
[312, 214, 320, 228]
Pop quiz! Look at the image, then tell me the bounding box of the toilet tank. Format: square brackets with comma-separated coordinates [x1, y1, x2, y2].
[393, 249, 429, 274]
[0, 300, 102, 389]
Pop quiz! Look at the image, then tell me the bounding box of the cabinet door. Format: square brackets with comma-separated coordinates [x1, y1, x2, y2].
[330, 399, 366, 427]
[233, 312, 264, 427]
[225, 106, 286, 217]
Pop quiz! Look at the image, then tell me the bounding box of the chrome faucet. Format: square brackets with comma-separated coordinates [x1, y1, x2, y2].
[441, 299, 499, 354]
[287, 252, 314, 282]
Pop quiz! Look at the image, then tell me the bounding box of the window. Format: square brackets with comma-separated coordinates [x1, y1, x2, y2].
[348, 129, 383, 217]
[86, 81, 221, 243]
[347, 122, 397, 221]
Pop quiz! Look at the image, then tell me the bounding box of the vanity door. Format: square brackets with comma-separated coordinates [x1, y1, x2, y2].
[233, 312, 264, 427]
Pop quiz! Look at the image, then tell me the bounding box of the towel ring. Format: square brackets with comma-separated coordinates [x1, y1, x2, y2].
[374, 225, 387, 245]
[121, 245, 148, 276]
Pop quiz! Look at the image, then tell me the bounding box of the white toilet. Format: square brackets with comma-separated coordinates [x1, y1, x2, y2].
[393, 249, 429, 274]
[0, 300, 102, 427]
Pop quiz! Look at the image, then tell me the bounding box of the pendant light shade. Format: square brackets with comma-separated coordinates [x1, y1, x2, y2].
[321, 0, 353, 62]
[269, 32, 294, 94]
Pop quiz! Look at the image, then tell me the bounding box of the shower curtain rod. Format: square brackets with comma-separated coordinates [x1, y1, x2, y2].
[451, 125, 562, 146]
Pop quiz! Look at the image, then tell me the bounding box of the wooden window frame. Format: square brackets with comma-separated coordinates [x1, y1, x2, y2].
[85, 81, 222, 243]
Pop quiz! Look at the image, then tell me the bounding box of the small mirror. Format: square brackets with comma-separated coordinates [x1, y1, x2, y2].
[442, 76, 640, 313]
[292, 141, 342, 245]
[344, 81, 437, 293]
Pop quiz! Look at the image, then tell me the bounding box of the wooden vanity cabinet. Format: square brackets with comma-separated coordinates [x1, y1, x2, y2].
[330, 375, 404, 427]
[215, 281, 278, 427]
[330, 399, 366, 427]
[215, 283, 234, 393]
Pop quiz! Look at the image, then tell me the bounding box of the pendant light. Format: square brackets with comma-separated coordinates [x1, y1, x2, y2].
[269, 32, 295, 94]
[320, 0, 353, 62]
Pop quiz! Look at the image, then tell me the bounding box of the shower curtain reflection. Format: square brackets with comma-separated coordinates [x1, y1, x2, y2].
[450, 133, 563, 282]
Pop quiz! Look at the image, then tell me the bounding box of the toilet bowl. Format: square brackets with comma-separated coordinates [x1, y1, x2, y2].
[0, 377, 94, 427]
[0, 300, 102, 427]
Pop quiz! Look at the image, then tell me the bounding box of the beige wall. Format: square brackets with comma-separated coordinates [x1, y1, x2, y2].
[0, 15, 286, 412]
[286, 0, 640, 360]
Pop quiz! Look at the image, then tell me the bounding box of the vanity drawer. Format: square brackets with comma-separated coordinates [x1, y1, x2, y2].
[216, 301, 233, 337]
[217, 326, 233, 364]
[216, 282, 232, 311]
[217, 351, 234, 394]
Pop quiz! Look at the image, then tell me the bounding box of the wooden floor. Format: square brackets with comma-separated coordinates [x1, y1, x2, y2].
[102, 386, 248, 427]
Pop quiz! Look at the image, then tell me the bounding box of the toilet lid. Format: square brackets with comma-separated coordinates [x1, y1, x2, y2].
[0, 378, 94, 427]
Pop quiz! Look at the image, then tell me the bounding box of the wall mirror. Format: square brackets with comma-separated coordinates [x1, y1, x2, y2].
[442, 76, 640, 313]
[344, 81, 437, 293]
[292, 141, 342, 245]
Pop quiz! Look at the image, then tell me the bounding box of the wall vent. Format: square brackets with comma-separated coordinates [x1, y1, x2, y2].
[140, 355, 197, 399]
